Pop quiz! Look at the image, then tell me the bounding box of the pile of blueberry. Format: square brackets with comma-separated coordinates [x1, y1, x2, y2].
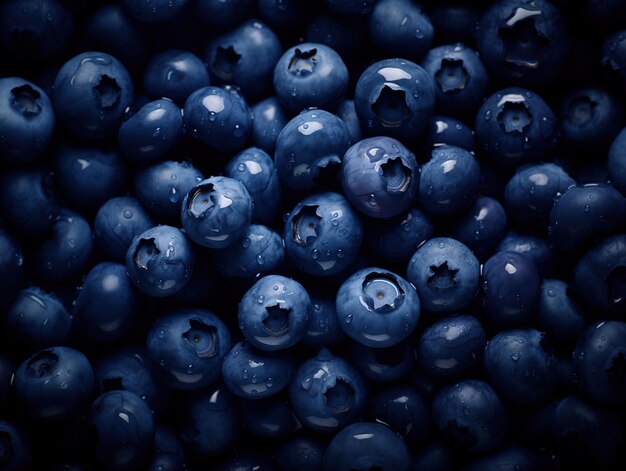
[2, 0, 626, 469]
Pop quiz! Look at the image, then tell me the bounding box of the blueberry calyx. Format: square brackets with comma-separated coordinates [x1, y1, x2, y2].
[323, 377, 355, 413]
[371, 85, 410, 127]
[134, 238, 160, 269]
[288, 48, 318, 77]
[427, 262, 458, 290]
[10, 84, 41, 116]
[498, 97, 533, 133]
[292, 205, 321, 246]
[214, 45, 241, 80]
[361, 272, 405, 313]
[499, 7, 548, 69]
[26, 349, 58, 378]
[188, 183, 232, 218]
[379, 157, 412, 193]
[435, 58, 469, 94]
[182, 319, 218, 358]
[93, 74, 121, 109]
[263, 304, 291, 334]
[567, 95, 597, 127]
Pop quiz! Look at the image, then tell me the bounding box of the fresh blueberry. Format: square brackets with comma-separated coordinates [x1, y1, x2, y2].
[181, 176, 253, 249]
[125, 225, 195, 297]
[608, 127, 626, 195]
[206, 20, 282, 98]
[0, 227, 24, 308]
[283, 192, 364, 276]
[273, 43, 349, 113]
[195, 0, 251, 27]
[146, 308, 231, 390]
[14, 346, 94, 422]
[183, 86, 252, 154]
[88, 390, 155, 471]
[302, 289, 345, 349]
[143, 49, 210, 106]
[0, 421, 33, 471]
[462, 445, 541, 471]
[419, 115, 476, 156]
[240, 394, 301, 439]
[73, 262, 139, 343]
[475, 87, 557, 168]
[349, 339, 414, 383]
[336, 267, 420, 348]
[250, 96, 289, 155]
[288, 348, 367, 433]
[421, 43, 488, 117]
[481, 250, 541, 326]
[336, 99, 364, 143]
[275, 109, 351, 194]
[257, 0, 307, 28]
[121, 0, 187, 23]
[213, 224, 285, 280]
[94, 196, 155, 263]
[496, 230, 557, 278]
[0, 77, 55, 164]
[118, 99, 183, 163]
[354, 58, 435, 141]
[537, 279, 586, 346]
[416, 314, 486, 378]
[322, 422, 411, 471]
[432, 379, 507, 453]
[275, 436, 325, 471]
[341, 136, 419, 218]
[406, 237, 480, 314]
[53, 51, 133, 141]
[419, 145, 480, 216]
[223, 147, 282, 224]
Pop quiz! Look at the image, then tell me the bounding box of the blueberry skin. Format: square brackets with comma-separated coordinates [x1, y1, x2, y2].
[143, 49, 210, 106]
[73, 262, 139, 343]
[336, 268, 420, 348]
[476, 0, 569, 87]
[288, 349, 367, 433]
[94, 196, 155, 263]
[354, 58, 435, 141]
[336, 100, 363, 144]
[496, 230, 556, 278]
[484, 328, 557, 405]
[537, 279, 586, 346]
[302, 289, 345, 349]
[575, 234, 626, 316]
[0, 77, 55, 164]
[413, 440, 457, 471]
[32, 209, 93, 283]
[370, 385, 432, 445]
[365, 207, 434, 263]
[275, 109, 351, 194]
[481, 251, 540, 326]
[94, 348, 170, 415]
[213, 224, 284, 280]
[222, 341, 294, 399]
[121, 0, 187, 23]
[148, 425, 187, 470]
[283, 192, 364, 276]
[504, 162, 575, 229]
[608, 127, 626, 195]
[257, 0, 306, 28]
[573, 321, 626, 405]
[419, 145, 480, 216]
[416, 314, 486, 378]
[180, 385, 241, 458]
[240, 394, 300, 439]
[206, 20, 282, 98]
[53, 51, 133, 141]
[461, 445, 541, 471]
[146, 309, 231, 390]
[4, 287, 71, 350]
[421, 43, 488, 117]
[125, 225, 195, 297]
[369, 0, 434, 60]
[322, 422, 411, 471]
[432, 379, 507, 454]
[223, 147, 282, 225]
[447, 195, 508, 261]
[341, 136, 419, 218]
[0, 167, 59, 237]
[420, 115, 476, 155]
[548, 183, 626, 254]
[406, 237, 480, 314]
[14, 347, 94, 422]
[349, 340, 414, 383]
[118, 99, 182, 163]
[134, 160, 203, 224]
[239, 275, 311, 351]
[183, 86, 252, 154]
[475, 88, 557, 168]
[88, 390, 155, 471]
[273, 42, 349, 113]
[0, 421, 33, 471]
[0, 227, 24, 308]
[181, 176, 253, 249]
[276, 436, 325, 471]
[195, 0, 251, 27]
[250, 97, 288, 155]
[553, 395, 625, 469]
[54, 142, 128, 210]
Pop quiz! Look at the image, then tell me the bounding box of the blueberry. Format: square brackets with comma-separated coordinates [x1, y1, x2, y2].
[341, 136, 419, 218]
[288, 348, 367, 433]
[406, 237, 480, 314]
[14, 346, 94, 422]
[283, 192, 364, 276]
[125, 225, 195, 297]
[195, 0, 251, 27]
[306, 12, 367, 58]
[181, 176, 253, 249]
[121, 0, 187, 23]
[148, 425, 188, 470]
[462, 445, 541, 471]
[0, 421, 33, 471]
[257, 0, 307, 28]
[336, 267, 420, 348]
[354, 58, 435, 141]
[0, 77, 55, 165]
[431, 3, 481, 46]
[496, 230, 557, 278]
[53, 51, 133, 141]
[537, 279, 586, 346]
[302, 288, 345, 349]
[240, 394, 300, 439]
[273, 43, 349, 113]
[88, 390, 155, 471]
[349, 339, 414, 383]
[608, 127, 626, 195]
[275, 108, 351, 194]
[146, 308, 231, 390]
[276, 436, 325, 471]
[432, 379, 507, 453]
[419, 115, 476, 156]
[250, 97, 289, 155]
[0, 227, 24, 309]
